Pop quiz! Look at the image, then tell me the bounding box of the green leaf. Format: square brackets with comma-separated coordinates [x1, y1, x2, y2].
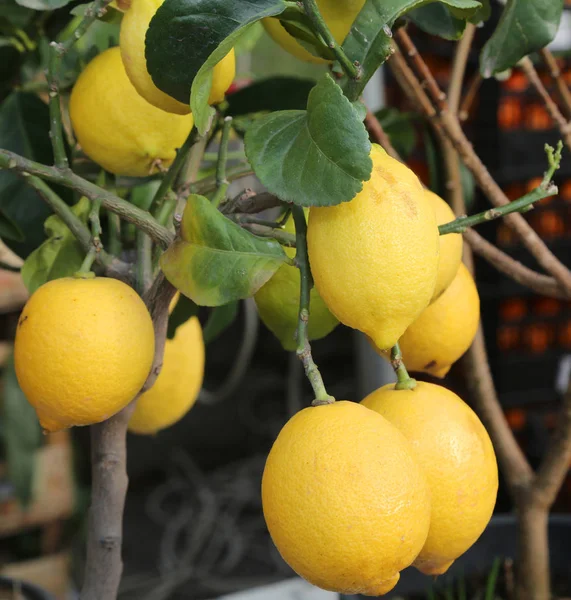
[0, 211, 24, 241]
[0, 92, 69, 259]
[244, 73, 372, 207]
[160, 194, 288, 306]
[225, 77, 316, 116]
[0, 2, 34, 27]
[3, 355, 42, 508]
[480, 0, 564, 77]
[14, 0, 71, 9]
[203, 302, 239, 343]
[167, 293, 199, 339]
[408, 5, 466, 40]
[341, 0, 481, 96]
[21, 197, 90, 294]
[146, 0, 290, 134]
[467, 0, 490, 23]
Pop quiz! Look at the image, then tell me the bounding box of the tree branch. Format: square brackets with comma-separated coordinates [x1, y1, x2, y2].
[211, 116, 233, 208]
[448, 23, 476, 114]
[81, 273, 176, 600]
[220, 190, 283, 215]
[464, 228, 570, 299]
[392, 30, 571, 295]
[364, 110, 402, 160]
[540, 47, 571, 119]
[520, 56, 571, 152]
[459, 71, 482, 122]
[0, 150, 173, 247]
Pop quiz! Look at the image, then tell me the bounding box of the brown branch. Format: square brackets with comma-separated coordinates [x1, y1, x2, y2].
[449, 23, 476, 114]
[80, 273, 176, 600]
[520, 56, 571, 151]
[364, 110, 402, 160]
[459, 71, 482, 122]
[464, 229, 570, 299]
[540, 47, 571, 119]
[461, 326, 534, 493]
[392, 30, 571, 295]
[532, 384, 571, 509]
[219, 190, 282, 215]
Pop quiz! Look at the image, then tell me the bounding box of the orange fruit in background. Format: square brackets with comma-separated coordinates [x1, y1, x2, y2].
[505, 409, 526, 432]
[505, 183, 525, 201]
[497, 223, 516, 247]
[560, 180, 571, 201]
[559, 320, 571, 348]
[532, 210, 565, 239]
[522, 323, 555, 354]
[525, 103, 551, 130]
[503, 71, 528, 93]
[499, 298, 527, 322]
[498, 97, 522, 129]
[533, 297, 561, 318]
[497, 326, 520, 352]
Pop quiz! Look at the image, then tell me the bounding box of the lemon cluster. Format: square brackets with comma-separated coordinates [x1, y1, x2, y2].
[69, 0, 235, 177]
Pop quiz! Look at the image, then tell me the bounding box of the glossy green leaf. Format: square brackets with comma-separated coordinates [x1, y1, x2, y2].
[21, 197, 90, 294]
[160, 194, 288, 306]
[467, 0, 490, 23]
[0, 211, 24, 241]
[341, 0, 481, 97]
[167, 293, 199, 339]
[0, 92, 69, 259]
[408, 4, 466, 40]
[146, 0, 290, 133]
[244, 73, 372, 207]
[480, 0, 564, 77]
[203, 302, 239, 343]
[0, 2, 34, 26]
[3, 355, 42, 508]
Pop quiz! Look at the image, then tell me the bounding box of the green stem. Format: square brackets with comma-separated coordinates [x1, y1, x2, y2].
[439, 141, 563, 235]
[136, 233, 153, 294]
[155, 191, 178, 227]
[107, 212, 122, 256]
[47, 0, 114, 169]
[150, 127, 198, 217]
[191, 164, 254, 196]
[0, 149, 173, 247]
[390, 343, 417, 391]
[292, 205, 334, 405]
[302, 0, 361, 81]
[211, 116, 233, 208]
[237, 221, 296, 247]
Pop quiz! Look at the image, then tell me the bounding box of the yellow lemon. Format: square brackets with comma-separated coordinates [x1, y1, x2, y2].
[254, 211, 338, 351]
[396, 263, 480, 378]
[426, 189, 463, 301]
[362, 382, 498, 576]
[14, 277, 155, 432]
[69, 47, 193, 177]
[263, 0, 366, 64]
[120, 0, 235, 114]
[129, 316, 204, 434]
[262, 401, 431, 595]
[307, 145, 439, 350]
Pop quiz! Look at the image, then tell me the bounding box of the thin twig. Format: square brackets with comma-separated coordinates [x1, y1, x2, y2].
[107, 212, 122, 257]
[520, 56, 571, 151]
[459, 71, 482, 122]
[302, 0, 360, 80]
[291, 206, 334, 405]
[464, 229, 569, 299]
[220, 190, 282, 215]
[364, 110, 401, 160]
[389, 343, 416, 390]
[81, 274, 177, 600]
[540, 47, 571, 119]
[211, 117, 233, 208]
[240, 222, 296, 248]
[449, 23, 476, 114]
[191, 164, 254, 197]
[0, 149, 173, 247]
[392, 30, 571, 295]
[150, 128, 198, 217]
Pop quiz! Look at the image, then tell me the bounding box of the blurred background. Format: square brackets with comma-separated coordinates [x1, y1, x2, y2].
[1, 1, 571, 599]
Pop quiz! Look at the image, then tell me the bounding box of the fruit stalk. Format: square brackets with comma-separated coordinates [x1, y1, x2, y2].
[211, 116, 233, 207]
[291, 206, 334, 405]
[438, 142, 561, 235]
[302, 0, 361, 81]
[389, 343, 417, 391]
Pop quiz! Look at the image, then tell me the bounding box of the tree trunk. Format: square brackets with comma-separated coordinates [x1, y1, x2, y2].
[516, 504, 550, 600]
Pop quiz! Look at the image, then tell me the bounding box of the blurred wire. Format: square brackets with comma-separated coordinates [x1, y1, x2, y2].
[199, 298, 259, 406]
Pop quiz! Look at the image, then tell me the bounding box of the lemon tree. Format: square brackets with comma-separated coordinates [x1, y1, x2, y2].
[0, 0, 568, 598]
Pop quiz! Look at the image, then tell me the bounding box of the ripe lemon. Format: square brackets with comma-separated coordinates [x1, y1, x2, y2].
[395, 263, 480, 378]
[362, 382, 498, 575]
[14, 277, 155, 432]
[254, 211, 338, 351]
[262, 401, 431, 595]
[307, 144, 439, 350]
[120, 0, 236, 114]
[129, 316, 204, 434]
[263, 0, 366, 64]
[69, 47, 193, 177]
[426, 190, 463, 301]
